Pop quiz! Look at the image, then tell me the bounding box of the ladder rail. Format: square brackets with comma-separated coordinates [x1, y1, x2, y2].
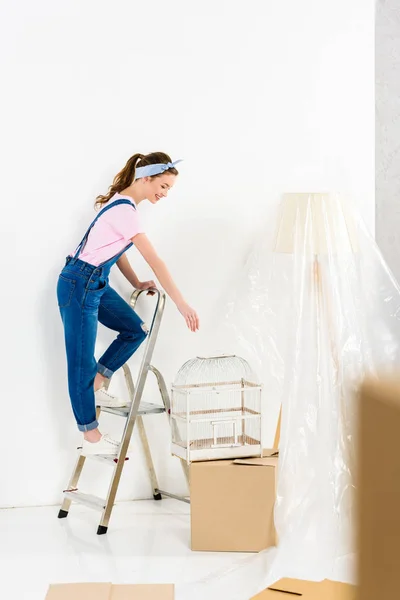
[148, 365, 190, 485]
[98, 289, 166, 530]
[59, 455, 86, 515]
[136, 416, 161, 498]
[123, 362, 190, 499]
[123, 363, 160, 498]
[59, 406, 101, 515]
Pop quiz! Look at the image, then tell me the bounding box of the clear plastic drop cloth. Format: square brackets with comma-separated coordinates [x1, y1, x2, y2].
[175, 193, 400, 600]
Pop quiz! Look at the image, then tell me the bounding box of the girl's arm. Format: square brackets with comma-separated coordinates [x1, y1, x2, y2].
[116, 253, 156, 292]
[116, 254, 140, 287]
[131, 233, 199, 332]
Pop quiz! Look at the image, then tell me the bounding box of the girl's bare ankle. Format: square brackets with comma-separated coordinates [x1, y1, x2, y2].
[94, 373, 107, 393]
[84, 429, 102, 443]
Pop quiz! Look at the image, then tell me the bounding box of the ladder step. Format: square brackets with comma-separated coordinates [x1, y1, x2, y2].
[85, 454, 129, 465]
[63, 490, 106, 511]
[100, 401, 166, 417]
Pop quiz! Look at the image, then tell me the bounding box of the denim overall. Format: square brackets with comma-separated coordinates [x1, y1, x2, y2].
[57, 199, 148, 432]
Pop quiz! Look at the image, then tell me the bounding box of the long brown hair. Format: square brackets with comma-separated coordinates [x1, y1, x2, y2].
[95, 151, 179, 208]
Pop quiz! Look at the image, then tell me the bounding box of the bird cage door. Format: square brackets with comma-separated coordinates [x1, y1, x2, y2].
[211, 418, 242, 448]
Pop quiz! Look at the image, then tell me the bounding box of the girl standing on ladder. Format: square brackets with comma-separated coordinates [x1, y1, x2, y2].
[57, 152, 199, 456]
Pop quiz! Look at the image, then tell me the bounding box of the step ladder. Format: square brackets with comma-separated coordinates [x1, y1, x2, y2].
[58, 288, 190, 535]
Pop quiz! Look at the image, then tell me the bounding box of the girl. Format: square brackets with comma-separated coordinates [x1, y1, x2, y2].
[57, 152, 199, 456]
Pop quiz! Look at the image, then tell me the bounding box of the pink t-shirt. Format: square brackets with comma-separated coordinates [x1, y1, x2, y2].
[72, 194, 144, 266]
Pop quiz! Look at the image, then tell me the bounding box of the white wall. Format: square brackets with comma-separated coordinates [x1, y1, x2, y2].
[376, 0, 400, 280]
[0, 0, 374, 507]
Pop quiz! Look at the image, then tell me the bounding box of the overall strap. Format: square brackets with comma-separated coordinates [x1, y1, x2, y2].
[73, 199, 135, 260]
[98, 240, 134, 268]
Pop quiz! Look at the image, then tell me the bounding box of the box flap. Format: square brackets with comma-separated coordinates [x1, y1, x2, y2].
[233, 457, 278, 467]
[233, 448, 278, 467]
[190, 450, 278, 471]
[191, 459, 236, 469]
[263, 449, 279, 458]
[252, 578, 356, 599]
[268, 578, 318, 596]
[45, 583, 112, 600]
[111, 584, 175, 599]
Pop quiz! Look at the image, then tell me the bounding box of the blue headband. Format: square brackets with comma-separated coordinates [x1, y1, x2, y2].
[135, 159, 183, 180]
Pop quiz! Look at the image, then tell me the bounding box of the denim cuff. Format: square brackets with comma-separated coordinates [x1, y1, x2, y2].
[97, 363, 114, 379]
[77, 419, 99, 432]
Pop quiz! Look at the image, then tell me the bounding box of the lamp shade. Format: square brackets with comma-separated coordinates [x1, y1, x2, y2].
[273, 193, 358, 255]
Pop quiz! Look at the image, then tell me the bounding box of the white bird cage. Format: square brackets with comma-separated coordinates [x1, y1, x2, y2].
[171, 355, 263, 462]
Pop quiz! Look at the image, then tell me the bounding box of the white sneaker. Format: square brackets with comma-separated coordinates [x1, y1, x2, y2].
[95, 388, 127, 408]
[81, 434, 120, 456]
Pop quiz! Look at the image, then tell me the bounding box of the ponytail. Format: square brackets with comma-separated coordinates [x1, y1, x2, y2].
[95, 153, 144, 208]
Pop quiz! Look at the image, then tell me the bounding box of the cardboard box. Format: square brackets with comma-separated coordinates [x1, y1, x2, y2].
[190, 449, 278, 552]
[250, 578, 356, 599]
[45, 583, 174, 599]
[358, 377, 400, 600]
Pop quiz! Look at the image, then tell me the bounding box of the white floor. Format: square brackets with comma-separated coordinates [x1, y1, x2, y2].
[0, 499, 254, 600]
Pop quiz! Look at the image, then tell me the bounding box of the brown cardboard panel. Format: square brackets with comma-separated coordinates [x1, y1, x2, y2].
[45, 583, 112, 600]
[190, 456, 277, 552]
[111, 584, 175, 599]
[358, 377, 400, 600]
[251, 578, 356, 599]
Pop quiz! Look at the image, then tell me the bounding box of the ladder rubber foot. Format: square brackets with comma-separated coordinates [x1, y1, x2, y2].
[97, 525, 108, 535]
[58, 509, 69, 519]
[153, 492, 162, 501]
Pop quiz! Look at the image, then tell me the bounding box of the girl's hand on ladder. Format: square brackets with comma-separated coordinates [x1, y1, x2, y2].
[177, 301, 200, 332]
[136, 280, 157, 296]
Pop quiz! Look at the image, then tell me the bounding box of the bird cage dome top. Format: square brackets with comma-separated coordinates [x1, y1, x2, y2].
[172, 354, 259, 388]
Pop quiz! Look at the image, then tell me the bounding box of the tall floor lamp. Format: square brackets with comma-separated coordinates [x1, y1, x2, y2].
[272, 192, 358, 449]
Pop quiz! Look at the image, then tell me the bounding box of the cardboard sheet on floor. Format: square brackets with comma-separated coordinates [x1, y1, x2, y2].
[111, 585, 174, 599]
[250, 578, 356, 599]
[45, 583, 175, 599]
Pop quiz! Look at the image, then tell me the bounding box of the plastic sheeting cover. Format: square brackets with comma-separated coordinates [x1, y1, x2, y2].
[176, 193, 400, 600]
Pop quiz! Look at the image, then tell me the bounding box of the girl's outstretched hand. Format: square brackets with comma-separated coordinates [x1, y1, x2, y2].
[177, 301, 200, 332]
